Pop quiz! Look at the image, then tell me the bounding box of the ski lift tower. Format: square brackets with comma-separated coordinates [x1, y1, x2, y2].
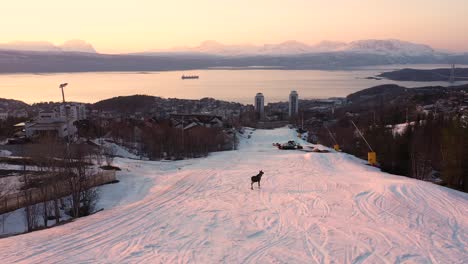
[449, 64, 456, 83]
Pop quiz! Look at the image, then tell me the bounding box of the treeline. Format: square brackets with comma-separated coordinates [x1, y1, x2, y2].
[140, 125, 234, 160]
[319, 113, 467, 192]
[80, 119, 237, 160]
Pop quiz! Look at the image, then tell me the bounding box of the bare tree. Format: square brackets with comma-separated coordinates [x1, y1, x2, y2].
[46, 141, 67, 224]
[22, 168, 39, 232]
[410, 151, 432, 180]
[0, 178, 11, 233]
[80, 186, 99, 217]
[29, 137, 67, 226]
[66, 144, 99, 217]
[14, 145, 39, 232]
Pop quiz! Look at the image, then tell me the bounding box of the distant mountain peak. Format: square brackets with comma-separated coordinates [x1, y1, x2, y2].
[346, 39, 434, 55]
[199, 40, 223, 47]
[278, 40, 306, 45]
[313, 40, 347, 51]
[60, 39, 96, 53]
[0, 39, 96, 53]
[0, 41, 61, 52]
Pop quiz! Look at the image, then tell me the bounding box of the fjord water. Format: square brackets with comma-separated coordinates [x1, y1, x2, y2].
[1, 65, 466, 104]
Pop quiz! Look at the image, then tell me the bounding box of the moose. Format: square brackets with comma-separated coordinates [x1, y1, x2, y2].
[251, 170, 264, 190]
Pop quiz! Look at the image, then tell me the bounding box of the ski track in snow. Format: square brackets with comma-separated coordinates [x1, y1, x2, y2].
[0, 127, 466, 263]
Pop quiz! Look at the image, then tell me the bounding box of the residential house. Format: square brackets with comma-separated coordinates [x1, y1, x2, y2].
[0, 112, 8, 121]
[170, 114, 223, 130]
[25, 104, 87, 139]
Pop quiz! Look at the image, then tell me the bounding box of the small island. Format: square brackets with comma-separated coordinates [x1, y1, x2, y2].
[376, 67, 468, 82]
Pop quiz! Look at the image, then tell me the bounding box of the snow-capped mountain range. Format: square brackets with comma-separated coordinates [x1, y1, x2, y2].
[0, 39, 96, 53]
[153, 39, 438, 57]
[0, 39, 448, 56]
[1, 39, 465, 73]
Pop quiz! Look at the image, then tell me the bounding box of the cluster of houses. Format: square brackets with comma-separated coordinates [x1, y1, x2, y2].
[85, 97, 246, 123]
[23, 103, 86, 139]
[0, 109, 28, 121]
[19, 104, 225, 141]
[170, 114, 223, 130]
[0, 99, 29, 121]
[3, 91, 351, 143]
[417, 92, 468, 115]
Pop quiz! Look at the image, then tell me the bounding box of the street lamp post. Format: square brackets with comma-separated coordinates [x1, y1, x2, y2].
[59, 83, 72, 146]
[60, 83, 68, 104]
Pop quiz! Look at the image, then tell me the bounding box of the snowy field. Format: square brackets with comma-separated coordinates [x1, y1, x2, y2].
[0, 127, 466, 263]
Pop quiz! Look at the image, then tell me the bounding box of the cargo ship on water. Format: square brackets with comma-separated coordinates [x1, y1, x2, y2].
[181, 75, 199, 80]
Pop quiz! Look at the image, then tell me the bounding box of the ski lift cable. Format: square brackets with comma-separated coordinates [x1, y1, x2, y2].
[350, 120, 374, 152]
[324, 124, 338, 145]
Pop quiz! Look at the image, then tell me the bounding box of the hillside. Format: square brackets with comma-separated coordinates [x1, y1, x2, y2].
[0, 128, 465, 263]
[92, 95, 160, 113]
[346, 83, 468, 105]
[91, 95, 243, 116]
[346, 84, 408, 103]
[0, 98, 29, 110]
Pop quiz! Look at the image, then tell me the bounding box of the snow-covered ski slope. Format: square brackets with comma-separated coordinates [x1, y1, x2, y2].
[0, 127, 466, 263]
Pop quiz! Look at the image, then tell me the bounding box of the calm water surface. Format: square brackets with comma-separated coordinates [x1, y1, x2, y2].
[1, 65, 466, 104]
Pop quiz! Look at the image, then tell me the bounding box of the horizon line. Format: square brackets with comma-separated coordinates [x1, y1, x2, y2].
[0, 38, 467, 54]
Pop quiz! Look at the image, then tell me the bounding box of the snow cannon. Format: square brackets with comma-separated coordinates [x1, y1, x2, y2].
[368, 152, 377, 166]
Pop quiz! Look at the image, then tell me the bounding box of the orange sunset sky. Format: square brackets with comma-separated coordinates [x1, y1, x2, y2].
[1, 0, 467, 53]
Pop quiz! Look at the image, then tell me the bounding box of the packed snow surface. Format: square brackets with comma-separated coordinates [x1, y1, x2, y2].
[91, 139, 140, 159]
[0, 128, 466, 263]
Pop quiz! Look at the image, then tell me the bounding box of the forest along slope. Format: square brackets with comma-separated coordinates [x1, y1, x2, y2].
[0, 127, 466, 263]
